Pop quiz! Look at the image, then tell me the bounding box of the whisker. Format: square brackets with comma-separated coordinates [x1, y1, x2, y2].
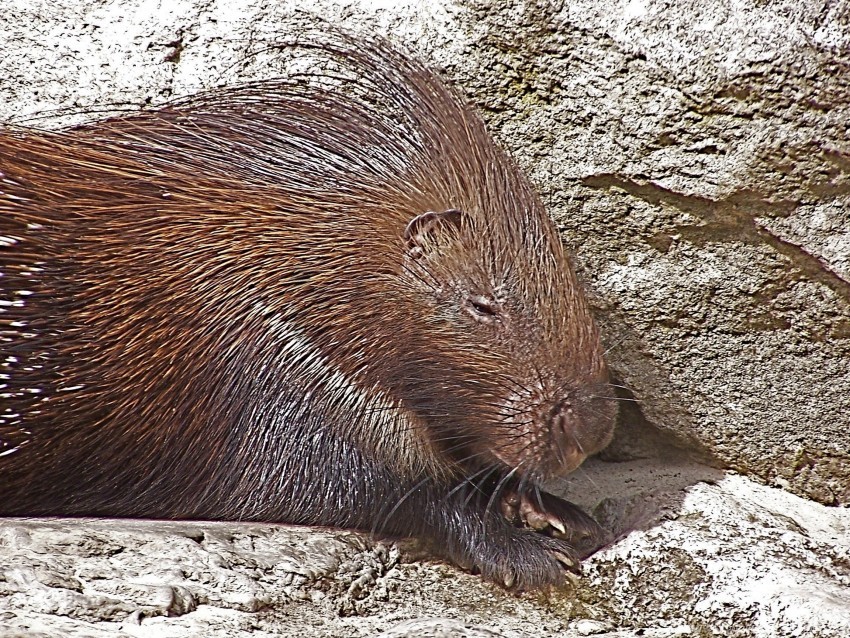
[372, 475, 433, 536]
[484, 465, 520, 521]
[591, 395, 641, 403]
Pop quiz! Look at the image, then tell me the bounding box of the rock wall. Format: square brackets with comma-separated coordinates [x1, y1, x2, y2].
[450, 0, 850, 505]
[3, 0, 846, 504]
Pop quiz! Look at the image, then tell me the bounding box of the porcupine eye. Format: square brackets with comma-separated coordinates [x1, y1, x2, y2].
[464, 295, 501, 325]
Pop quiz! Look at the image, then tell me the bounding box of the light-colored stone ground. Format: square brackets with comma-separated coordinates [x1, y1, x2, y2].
[2, 464, 848, 637]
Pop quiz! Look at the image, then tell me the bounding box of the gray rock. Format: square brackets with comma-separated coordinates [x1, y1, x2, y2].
[2, 467, 848, 636]
[445, 1, 850, 505]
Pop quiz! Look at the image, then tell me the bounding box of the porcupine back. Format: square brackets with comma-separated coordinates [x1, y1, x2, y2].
[0, 35, 612, 529]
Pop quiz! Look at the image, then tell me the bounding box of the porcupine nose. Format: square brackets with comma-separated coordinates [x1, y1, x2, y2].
[548, 397, 588, 475]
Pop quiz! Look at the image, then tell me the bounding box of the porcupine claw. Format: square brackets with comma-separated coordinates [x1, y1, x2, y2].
[502, 487, 607, 557]
[552, 550, 579, 572]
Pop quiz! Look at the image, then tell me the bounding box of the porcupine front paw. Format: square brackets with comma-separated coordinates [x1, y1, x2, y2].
[417, 482, 607, 589]
[451, 517, 585, 590]
[500, 487, 608, 557]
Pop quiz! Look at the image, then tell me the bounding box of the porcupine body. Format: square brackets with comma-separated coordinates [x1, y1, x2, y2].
[0, 36, 616, 589]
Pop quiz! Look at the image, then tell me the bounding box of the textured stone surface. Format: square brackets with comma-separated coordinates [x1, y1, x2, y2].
[2, 466, 848, 637]
[1, 0, 848, 636]
[576, 468, 850, 638]
[444, 1, 850, 505]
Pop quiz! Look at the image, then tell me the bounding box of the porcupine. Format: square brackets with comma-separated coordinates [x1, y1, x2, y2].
[0, 34, 616, 589]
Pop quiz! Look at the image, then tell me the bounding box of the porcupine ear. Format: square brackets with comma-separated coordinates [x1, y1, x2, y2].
[404, 209, 466, 259]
